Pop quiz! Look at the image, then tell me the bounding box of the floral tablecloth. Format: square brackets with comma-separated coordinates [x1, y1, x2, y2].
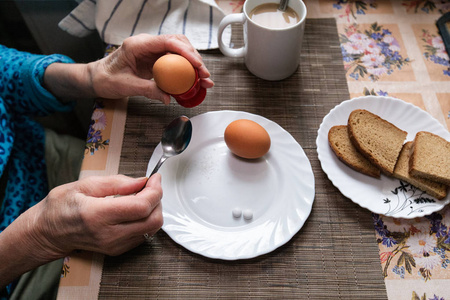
[57, 1, 450, 299]
[302, 1, 449, 299]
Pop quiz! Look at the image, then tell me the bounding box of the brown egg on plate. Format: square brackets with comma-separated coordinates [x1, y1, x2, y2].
[153, 54, 196, 95]
[224, 119, 271, 159]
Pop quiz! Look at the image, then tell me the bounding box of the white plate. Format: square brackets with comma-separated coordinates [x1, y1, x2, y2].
[316, 96, 450, 218]
[147, 110, 315, 260]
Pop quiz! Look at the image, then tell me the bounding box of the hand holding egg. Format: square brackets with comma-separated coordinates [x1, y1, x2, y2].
[88, 34, 213, 105]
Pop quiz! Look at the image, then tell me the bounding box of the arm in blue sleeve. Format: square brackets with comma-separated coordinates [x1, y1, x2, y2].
[0, 45, 76, 116]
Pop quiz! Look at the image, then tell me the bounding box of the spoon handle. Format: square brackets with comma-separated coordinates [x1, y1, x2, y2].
[279, 0, 289, 11]
[150, 155, 168, 176]
[138, 155, 167, 193]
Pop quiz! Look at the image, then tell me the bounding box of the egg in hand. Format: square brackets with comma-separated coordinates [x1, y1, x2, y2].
[224, 119, 271, 159]
[153, 54, 196, 95]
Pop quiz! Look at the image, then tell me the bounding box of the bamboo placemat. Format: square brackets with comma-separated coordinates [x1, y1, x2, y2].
[99, 18, 388, 299]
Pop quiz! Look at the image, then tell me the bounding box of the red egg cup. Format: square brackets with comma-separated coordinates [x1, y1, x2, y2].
[171, 69, 206, 108]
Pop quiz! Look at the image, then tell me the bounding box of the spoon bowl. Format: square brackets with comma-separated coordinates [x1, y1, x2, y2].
[150, 116, 192, 176]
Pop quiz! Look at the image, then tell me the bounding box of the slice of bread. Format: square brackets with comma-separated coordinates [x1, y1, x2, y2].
[394, 142, 447, 199]
[348, 109, 407, 176]
[328, 125, 381, 178]
[409, 131, 450, 186]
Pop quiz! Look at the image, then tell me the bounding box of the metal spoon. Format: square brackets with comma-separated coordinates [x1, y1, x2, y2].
[278, 0, 289, 11]
[150, 115, 192, 177]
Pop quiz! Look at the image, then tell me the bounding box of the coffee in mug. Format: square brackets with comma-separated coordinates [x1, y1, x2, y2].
[218, 0, 307, 81]
[249, 3, 300, 29]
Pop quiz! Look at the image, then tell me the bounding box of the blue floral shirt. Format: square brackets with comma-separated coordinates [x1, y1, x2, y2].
[0, 46, 75, 296]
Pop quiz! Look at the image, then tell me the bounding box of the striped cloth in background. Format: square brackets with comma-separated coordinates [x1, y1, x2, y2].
[58, 0, 231, 50]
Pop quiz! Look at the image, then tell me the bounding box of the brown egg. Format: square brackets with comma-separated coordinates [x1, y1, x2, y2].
[224, 119, 271, 159]
[153, 54, 196, 95]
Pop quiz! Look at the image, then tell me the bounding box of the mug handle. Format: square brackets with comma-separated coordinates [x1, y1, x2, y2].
[218, 13, 246, 57]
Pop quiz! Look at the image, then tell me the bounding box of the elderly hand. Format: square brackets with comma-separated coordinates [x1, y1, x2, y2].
[0, 174, 163, 287]
[44, 34, 214, 105]
[34, 174, 163, 258]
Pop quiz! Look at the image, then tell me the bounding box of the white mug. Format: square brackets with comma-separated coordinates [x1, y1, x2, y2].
[217, 0, 307, 81]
